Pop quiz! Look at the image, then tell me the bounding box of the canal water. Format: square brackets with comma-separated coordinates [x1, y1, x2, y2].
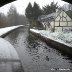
[5, 27, 72, 72]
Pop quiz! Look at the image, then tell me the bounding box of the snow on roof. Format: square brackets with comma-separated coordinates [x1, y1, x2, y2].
[38, 9, 62, 23]
[38, 12, 56, 22]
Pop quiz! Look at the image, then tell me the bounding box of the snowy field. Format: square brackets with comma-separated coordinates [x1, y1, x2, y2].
[30, 29, 72, 47]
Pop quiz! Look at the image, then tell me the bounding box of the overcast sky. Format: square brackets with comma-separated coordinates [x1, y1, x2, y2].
[0, 0, 68, 15]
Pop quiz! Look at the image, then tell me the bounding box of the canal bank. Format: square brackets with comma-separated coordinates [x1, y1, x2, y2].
[0, 36, 24, 72]
[30, 29, 72, 56]
[0, 25, 24, 38]
[5, 27, 72, 72]
[0, 25, 24, 72]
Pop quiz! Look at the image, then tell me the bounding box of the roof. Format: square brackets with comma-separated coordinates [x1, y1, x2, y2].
[38, 13, 55, 22]
[38, 9, 62, 23]
[66, 10, 72, 19]
[38, 9, 72, 23]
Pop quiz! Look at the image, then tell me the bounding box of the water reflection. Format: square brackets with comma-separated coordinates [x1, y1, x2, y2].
[5, 29, 19, 46]
[5, 27, 72, 72]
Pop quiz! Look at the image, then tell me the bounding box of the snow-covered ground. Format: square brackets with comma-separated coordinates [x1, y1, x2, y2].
[0, 25, 24, 59]
[0, 25, 23, 37]
[30, 29, 72, 47]
[0, 38, 19, 60]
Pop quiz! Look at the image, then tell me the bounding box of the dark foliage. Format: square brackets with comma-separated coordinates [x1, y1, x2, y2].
[25, 2, 33, 19]
[25, 2, 42, 20]
[42, 2, 58, 15]
[32, 2, 42, 20]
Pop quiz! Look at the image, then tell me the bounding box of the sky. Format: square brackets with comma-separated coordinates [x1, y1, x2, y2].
[0, 0, 69, 15]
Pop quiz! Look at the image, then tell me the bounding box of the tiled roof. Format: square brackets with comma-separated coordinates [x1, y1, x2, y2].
[38, 9, 62, 23]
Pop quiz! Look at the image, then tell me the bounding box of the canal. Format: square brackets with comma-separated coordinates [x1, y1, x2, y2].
[5, 27, 72, 72]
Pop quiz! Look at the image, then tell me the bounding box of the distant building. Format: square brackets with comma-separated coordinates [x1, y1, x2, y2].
[38, 9, 72, 32]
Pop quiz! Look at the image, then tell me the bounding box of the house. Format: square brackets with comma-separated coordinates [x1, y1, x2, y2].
[38, 9, 72, 32]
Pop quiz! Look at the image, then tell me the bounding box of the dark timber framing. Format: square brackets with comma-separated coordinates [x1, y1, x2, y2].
[54, 10, 72, 31]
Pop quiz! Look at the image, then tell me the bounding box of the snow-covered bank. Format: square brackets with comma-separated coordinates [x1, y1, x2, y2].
[30, 29, 72, 47]
[0, 25, 24, 60]
[0, 38, 19, 60]
[0, 25, 23, 37]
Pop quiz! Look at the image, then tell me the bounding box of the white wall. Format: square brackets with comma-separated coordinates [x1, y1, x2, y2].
[51, 11, 72, 32]
[55, 27, 62, 32]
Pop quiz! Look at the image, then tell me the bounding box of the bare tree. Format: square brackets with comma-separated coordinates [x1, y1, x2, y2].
[7, 5, 18, 26]
[7, 5, 28, 26]
[0, 13, 7, 28]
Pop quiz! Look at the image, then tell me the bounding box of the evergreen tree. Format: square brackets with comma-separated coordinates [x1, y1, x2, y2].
[50, 2, 58, 12]
[33, 2, 42, 20]
[43, 2, 58, 15]
[25, 2, 33, 19]
[43, 5, 51, 14]
[25, 2, 42, 28]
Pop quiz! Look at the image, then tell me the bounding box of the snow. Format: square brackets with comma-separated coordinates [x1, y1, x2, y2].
[0, 25, 23, 37]
[0, 25, 24, 59]
[0, 38, 19, 60]
[30, 29, 72, 47]
[30, 29, 40, 33]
